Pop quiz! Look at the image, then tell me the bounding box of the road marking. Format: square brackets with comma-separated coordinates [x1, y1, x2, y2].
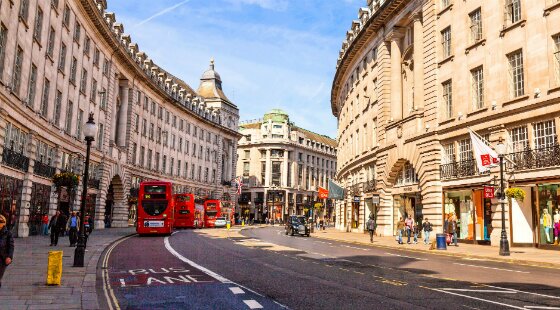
[420, 286, 526, 309]
[385, 252, 428, 261]
[353, 271, 365, 275]
[244, 300, 263, 309]
[376, 278, 407, 286]
[102, 234, 135, 310]
[442, 289, 517, 294]
[453, 263, 529, 274]
[523, 307, 560, 309]
[483, 284, 560, 300]
[229, 287, 245, 294]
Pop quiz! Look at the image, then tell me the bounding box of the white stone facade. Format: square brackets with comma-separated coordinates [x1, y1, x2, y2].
[0, 0, 239, 237]
[331, 0, 560, 248]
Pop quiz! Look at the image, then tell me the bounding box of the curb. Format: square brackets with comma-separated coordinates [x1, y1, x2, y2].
[312, 232, 560, 270]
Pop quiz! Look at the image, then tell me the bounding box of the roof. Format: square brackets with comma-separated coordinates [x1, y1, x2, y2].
[293, 126, 337, 148]
[263, 109, 290, 123]
[239, 122, 262, 130]
[197, 59, 231, 102]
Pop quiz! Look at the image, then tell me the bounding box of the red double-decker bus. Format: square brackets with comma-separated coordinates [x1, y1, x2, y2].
[136, 181, 175, 235]
[194, 203, 205, 229]
[204, 200, 221, 228]
[174, 193, 195, 228]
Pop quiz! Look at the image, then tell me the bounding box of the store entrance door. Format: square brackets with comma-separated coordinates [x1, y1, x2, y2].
[393, 194, 423, 234]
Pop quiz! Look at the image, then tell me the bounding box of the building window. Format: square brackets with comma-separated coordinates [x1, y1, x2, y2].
[441, 27, 452, 58]
[73, 21, 81, 42]
[65, 101, 73, 134]
[458, 138, 473, 162]
[508, 50, 524, 98]
[147, 150, 152, 170]
[70, 57, 77, 84]
[441, 0, 451, 9]
[534, 120, 557, 149]
[103, 58, 110, 75]
[142, 119, 147, 136]
[191, 164, 195, 179]
[471, 67, 484, 110]
[554, 34, 560, 85]
[76, 109, 83, 139]
[183, 162, 188, 178]
[93, 48, 100, 66]
[272, 162, 282, 186]
[33, 7, 43, 42]
[90, 79, 97, 103]
[12, 46, 24, 94]
[0, 24, 7, 76]
[62, 5, 70, 27]
[443, 143, 455, 163]
[46, 27, 55, 58]
[177, 160, 181, 176]
[134, 114, 139, 133]
[84, 36, 91, 56]
[40, 78, 50, 118]
[140, 146, 145, 167]
[261, 162, 266, 185]
[58, 43, 67, 71]
[53, 90, 62, 126]
[469, 8, 482, 43]
[204, 167, 209, 183]
[79, 69, 88, 94]
[442, 80, 452, 119]
[168, 157, 172, 175]
[155, 153, 160, 171]
[509, 126, 528, 152]
[19, 0, 29, 22]
[505, 0, 521, 25]
[27, 64, 37, 108]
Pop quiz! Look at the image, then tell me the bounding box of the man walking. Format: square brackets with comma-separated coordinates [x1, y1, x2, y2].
[396, 217, 405, 244]
[405, 215, 414, 244]
[366, 215, 376, 243]
[0, 215, 14, 288]
[49, 211, 62, 246]
[422, 218, 433, 245]
[66, 212, 80, 247]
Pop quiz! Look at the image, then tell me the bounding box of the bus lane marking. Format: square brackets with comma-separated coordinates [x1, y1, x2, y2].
[453, 263, 530, 274]
[115, 267, 215, 287]
[230, 287, 245, 294]
[244, 300, 263, 309]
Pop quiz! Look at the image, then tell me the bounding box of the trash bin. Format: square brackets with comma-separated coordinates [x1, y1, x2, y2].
[436, 233, 447, 250]
[46, 251, 63, 285]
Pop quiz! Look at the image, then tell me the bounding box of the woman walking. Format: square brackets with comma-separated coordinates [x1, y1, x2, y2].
[0, 215, 14, 288]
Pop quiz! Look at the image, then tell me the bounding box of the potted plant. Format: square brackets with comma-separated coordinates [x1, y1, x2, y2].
[505, 187, 526, 202]
[53, 172, 80, 190]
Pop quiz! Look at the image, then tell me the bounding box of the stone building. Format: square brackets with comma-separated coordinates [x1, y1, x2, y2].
[0, 0, 240, 237]
[236, 109, 337, 222]
[331, 0, 560, 249]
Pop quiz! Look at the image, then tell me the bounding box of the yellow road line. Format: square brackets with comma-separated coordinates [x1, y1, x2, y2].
[102, 235, 135, 310]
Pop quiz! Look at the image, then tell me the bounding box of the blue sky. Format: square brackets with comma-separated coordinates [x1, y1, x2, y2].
[107, 0, 363, 138]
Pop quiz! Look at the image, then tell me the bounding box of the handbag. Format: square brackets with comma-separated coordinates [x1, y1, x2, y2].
[446, 233, 452, 245]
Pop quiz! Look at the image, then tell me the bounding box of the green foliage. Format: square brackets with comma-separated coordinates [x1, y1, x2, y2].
[53, 172, 79, 189]
[505, 187, 526, 202]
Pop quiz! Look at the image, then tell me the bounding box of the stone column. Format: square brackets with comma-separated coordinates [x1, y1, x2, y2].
[109, 85, 119, 145]
[282, 153, 289, 187]
[49, 147, 62, 216]
[265, 149, 271, 187]
[412, 13, 424, 111]
[117, 81, 129, 147]
[18, 131, 38, 237]
[387, 28, 404, 121]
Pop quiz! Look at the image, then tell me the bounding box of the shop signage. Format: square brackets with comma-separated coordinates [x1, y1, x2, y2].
[353, 196, 360, 203]
[483, 186, 495, 198]
[371, 195, 380, 204]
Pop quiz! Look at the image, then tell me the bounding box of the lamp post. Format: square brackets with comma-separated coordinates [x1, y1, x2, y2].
[73, 113, 97, 267]
[495, 139, 510, 256]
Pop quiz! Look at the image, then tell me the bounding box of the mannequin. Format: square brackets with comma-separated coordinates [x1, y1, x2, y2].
[542, 209, 552, 243]
[554, 210, 560, 245]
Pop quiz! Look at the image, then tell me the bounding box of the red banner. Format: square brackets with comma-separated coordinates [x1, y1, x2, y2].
[483, 186, 495, 198]
[318, 187, 329, 199]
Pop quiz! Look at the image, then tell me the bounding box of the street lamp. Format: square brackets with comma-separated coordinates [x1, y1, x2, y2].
[495, 139, 510, 256]
[74, 113, 97, 267]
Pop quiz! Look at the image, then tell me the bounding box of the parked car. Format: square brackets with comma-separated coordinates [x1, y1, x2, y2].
[285, 215, 310, 237]
[214, 217, 227, 228]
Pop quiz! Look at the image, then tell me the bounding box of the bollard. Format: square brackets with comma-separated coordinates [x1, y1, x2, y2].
[46, 251, 63, 285]
[242, 220, 245, 227]
[226, 222, 231, 230]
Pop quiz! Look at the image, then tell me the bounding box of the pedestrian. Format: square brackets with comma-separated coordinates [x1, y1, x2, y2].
[265, 217, 269, 225]
[366, 215, 376, 243]
[0, 215, 14, 288]
[396, 217, 405, 244]
[48, 211, 62, 246]
[449, 213, 459, 246]
[66, 212, 80, 247]
[422, 218, 433, 245]
[84, 214, 91, 236]
[405, 215, 414, 244]
[88, 215, 94, 234]
[41, 213, 49, 236]
[413, 222, 419, 244]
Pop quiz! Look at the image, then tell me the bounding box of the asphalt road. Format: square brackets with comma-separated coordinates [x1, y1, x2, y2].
[101, 226, 560, 309]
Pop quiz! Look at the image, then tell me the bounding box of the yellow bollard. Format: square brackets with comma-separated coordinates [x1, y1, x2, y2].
[242, 220, 245, 227]
[46, 251, 63, 285]
[226, 222, 231, 230]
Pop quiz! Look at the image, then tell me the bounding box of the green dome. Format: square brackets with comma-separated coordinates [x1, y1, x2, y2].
[263, 109, 289, 123]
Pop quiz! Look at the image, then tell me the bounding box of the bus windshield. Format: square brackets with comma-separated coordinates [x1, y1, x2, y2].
[142, 200, 168, 216]
[176, 195, 191, 202]
[206, 211, 217, 217]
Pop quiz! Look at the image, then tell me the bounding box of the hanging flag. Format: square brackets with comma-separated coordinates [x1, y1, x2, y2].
[469, 128, 499, 173]
[318, 187, 329, 199]
[235, 176, 243, 195]
[327, 179, 344, 200]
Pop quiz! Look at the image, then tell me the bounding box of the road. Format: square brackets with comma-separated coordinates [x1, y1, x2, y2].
[100, 226, 560, 309]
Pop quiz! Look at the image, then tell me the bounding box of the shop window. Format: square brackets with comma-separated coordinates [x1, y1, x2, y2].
[533, 120, 557, 149]
[395, 162, 418, 186]
[537, 185, 559, 246]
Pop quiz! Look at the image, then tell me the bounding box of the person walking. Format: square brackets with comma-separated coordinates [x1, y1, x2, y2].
[66, 212, 80, 247]
[48, 211, 62, 246]
[422, 218, 433, 245]
[405, 215, 414, 244]
[396, 217, 405, 244]
[413, 222, 420, 244]
[448, 213, 459, 246]
[0, 215, 14, 288]
[41, 213, 49, 236]
[366, 215, 376, 243]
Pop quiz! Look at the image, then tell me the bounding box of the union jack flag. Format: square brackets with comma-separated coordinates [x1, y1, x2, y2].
[235, 176, 243, 195]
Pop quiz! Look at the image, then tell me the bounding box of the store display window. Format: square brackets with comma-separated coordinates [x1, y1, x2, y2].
[538, 184, 559, 246]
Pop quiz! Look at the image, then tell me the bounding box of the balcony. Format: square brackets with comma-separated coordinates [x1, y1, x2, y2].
[505, 144, 560, 171]
[363, 180, 376, 193]
[2, 148, 30, 172]
[33, 161, 56, 178]
[440, 158, 490, 180]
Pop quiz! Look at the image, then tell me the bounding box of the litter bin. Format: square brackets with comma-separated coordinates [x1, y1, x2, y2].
[436, 233, 447, 250]
[46, 251, 63, 285]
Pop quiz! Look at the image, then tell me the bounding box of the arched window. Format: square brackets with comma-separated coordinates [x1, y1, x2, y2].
[395, 162, 418, 186]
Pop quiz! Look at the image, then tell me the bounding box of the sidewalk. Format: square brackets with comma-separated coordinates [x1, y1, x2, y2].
[0, 227, 135, 310]
[311, 227, 560, 269]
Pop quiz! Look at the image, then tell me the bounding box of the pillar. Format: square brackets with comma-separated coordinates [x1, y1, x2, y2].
[412, 13, 424, 111]
[265, 149, 271, 187]
[18, 131, 38, 237]
[387, 28, 404, 121]
[117, 81, 129, 147]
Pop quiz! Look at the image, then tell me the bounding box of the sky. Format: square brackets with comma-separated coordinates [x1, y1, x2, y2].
[107, 0, 363, 138]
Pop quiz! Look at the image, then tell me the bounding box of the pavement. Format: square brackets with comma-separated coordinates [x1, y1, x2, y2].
[0, 227, 135, 310]
[309, 226, 560, 269]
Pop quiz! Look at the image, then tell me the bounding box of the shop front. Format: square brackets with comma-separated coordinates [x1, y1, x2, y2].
[29, 182, 52, 235]
[535, 183, 560, 249]
[351, 196, 360, 229]
[443, 188, 493, 244]
[0, 174, 23, 233]
[392, 185, 423, 235]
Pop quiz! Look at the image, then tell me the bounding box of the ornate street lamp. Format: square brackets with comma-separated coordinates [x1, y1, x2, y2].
[495, 139, 510, 256]
[74, 113, 97, 267]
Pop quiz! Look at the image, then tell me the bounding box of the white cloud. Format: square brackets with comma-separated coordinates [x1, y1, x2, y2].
[133, 0, 190, 28]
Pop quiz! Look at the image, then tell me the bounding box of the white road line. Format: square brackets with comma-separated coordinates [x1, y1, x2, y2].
[385, 253, 428, 261]
[229, 287, 245, 294]
[442, 289, 517, 294]
[483, 284, 560, 300]
[102, 235, 135, 310]
[453, 263, 530, 274]
[244, 300, 263, 309]
[423, 287, 526, 309]
[523, 307, 560, 309]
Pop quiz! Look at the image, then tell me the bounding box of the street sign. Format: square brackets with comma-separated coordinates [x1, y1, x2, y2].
[484, 186, 495, 198]
[371, 195, 380, 204]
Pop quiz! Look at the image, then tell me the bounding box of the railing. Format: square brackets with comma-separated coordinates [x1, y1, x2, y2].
[254, 198, 264, 204]
[221, 180, 232, 186]
[33, 161, 56, 178]
[505, 144, 560, 171]
[2, 148, 30, 172]
[89, 178, 101, 189]
[440, 158, 490, 180]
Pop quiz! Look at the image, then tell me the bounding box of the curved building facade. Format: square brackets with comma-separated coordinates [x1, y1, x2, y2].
[0, 0, 240, 237]
[331, 0, 560, 248]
